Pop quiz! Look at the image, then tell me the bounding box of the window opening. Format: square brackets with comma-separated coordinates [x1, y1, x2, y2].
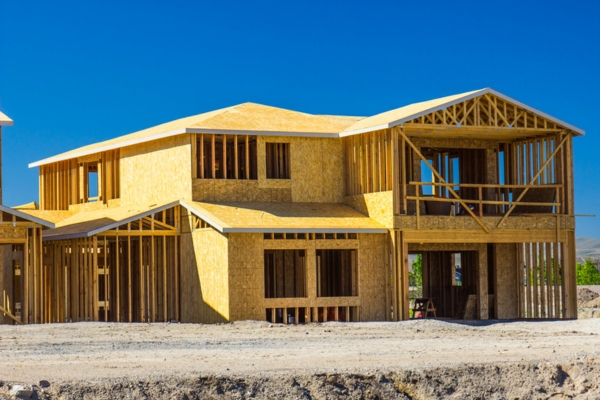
[264, 250, 306, 298]
[87, 162, 99, 202]
[266, 142, 290, 179]
[316, 249, 357, 297]
[198, 134, 257, 179]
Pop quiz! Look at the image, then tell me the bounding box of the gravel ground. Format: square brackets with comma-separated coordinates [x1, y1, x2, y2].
[1, 318, 600, 399]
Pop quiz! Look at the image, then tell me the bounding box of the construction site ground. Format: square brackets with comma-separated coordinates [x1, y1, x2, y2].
[1, 313, 600, 399]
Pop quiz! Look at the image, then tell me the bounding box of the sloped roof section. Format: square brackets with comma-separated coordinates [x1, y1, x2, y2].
[30, 103, 363, 167]
[0, 204, 55, 228]
[180, 200, 387, 233]
[42, 200, 180, 241]
[0, 111, 13, 126]
[341, 88, 585, 136]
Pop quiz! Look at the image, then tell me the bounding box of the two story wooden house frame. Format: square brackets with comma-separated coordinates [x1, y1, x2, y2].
[0, 88, 582, 324]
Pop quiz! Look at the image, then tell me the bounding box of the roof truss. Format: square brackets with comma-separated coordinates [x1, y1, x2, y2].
[402, 91, 580, 139]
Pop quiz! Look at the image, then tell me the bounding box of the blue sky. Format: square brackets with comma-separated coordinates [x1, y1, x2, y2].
[0, 1, 599, 237]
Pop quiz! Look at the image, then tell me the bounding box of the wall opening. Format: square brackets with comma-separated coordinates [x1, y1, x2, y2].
[316, 249, 357, 297]
[264, 250, 306, 298]
[266, 142, 290, 179]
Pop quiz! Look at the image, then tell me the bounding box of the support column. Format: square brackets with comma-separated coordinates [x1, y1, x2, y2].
[477, 246, 489, 319]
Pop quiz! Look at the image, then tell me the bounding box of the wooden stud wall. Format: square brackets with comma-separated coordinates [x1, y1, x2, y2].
[194, 134, 257, 180]
[516, 241, 575, 319]
[39, 150, 120, 210]
[20, 207, 182, 324]
[344, 129, 394, 196]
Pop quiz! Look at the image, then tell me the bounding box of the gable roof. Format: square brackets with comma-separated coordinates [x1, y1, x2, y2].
[41, 200, 180, 241]
[29, 103, 363, 167]
[340, 88, 585, 136]
[29, 88, 584, 168]
[0, 111, 13, 126]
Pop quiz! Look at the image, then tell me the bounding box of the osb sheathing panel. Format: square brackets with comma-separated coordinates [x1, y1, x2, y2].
[357, 233, 387, 321]
[494, 243, 519, 319]
[226, 233, 387, 322]
[192, 136, 343, 203]
[395, 215, 574, 231]
[120, 134, 192, 206]
[290, 137, 344, 203]
[187, 201, 385, 231]
[193, 179, 291, 203]
[344, 191, 394, 228]
[180, 228, 229, 323]
[227, 233, 264, 321]
[68, 201, 108, 212]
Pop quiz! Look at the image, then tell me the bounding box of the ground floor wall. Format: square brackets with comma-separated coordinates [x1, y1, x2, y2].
[180, 228, 230, 323]
[404, 232, 578, 321]
[223, 232, 389, 323]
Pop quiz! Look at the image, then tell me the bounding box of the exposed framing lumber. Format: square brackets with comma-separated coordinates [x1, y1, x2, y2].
[396, 127, 490, 233]
[497, 133, 569, 228]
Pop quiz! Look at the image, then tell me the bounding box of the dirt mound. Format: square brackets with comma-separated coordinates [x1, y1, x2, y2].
[8, 359, 597, 399]
[578, 287, 599, 307]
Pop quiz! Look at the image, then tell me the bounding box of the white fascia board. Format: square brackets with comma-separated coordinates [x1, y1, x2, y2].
[29, 129, 189, 168]
[486, 88, 585, 135]
[42, 200, 182, 241]
[338, 124, 390, 137]
[178, 200, 226, 233]
[29, 128, 340, 168]
[0, 204, 55, 228]
[86, 200, 182, 237]
[340, 89, 490, 137]
[221, 227, 387, 234]
[185, 128, 339, 138]
[0, 121, 14, 127]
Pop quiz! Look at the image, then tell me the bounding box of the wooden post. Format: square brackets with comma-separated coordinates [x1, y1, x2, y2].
[234, 135, 238, 179]
[104, 237, 108, 322]
[93, 236, 98, 321]
[245, 135, 250, 180]
[199, 134, 204, 179]
[163, 235, 167, 322]
[211, 134, 216, 179]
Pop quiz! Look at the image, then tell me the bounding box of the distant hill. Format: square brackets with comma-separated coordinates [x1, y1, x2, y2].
[576, 237, 600, 260]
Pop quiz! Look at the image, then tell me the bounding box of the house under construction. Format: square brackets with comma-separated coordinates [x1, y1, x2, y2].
[0, 88, 583, 325]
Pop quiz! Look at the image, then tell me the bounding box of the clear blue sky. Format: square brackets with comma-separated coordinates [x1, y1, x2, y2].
[1, 1, 599, 237]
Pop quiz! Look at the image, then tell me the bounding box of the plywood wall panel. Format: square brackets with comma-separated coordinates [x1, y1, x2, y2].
[357, 233, 387, 321]
[179, 228, 229, 323]
[227, 233, 264, 321]
[344, 191, 394, 228]
[120, 135, 192, 206]
[494, 243, 519, 319]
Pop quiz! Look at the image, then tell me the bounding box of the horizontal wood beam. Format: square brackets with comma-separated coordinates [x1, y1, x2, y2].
[403, 229, 570, 244]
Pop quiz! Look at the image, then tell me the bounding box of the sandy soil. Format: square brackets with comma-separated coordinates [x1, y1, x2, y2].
[2, 318, 600, 399]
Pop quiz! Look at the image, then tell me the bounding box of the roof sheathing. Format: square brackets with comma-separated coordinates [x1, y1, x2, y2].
[29, 88, 584, 167]
[340, 88, 585, 136]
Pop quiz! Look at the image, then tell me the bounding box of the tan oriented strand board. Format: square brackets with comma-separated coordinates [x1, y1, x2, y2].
[344, 191, 394, 228]
[227, 233, 264, 321]
[357, 234, 388, 321]
[185, 201, 386, 231]
[32, 103, 362, 167]
[179, 228, 229, 323]
[291, 137, 344, 203]
[493, 243, 519, 319]
[120, 134, 192, 206]
[192, 179, 291, 203]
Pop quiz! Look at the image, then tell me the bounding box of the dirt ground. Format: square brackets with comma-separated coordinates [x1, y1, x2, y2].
[1, 317, 600, 400]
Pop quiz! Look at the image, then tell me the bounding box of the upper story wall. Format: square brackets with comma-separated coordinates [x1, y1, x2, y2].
[192, 134, 344, 203]
[120, 134, 192, 206]
[39, 150, 120, 211]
